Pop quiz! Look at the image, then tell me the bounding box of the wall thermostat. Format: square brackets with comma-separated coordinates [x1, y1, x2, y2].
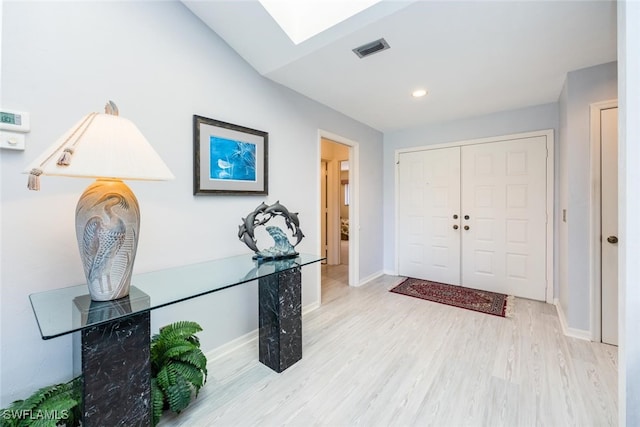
[0, 109, 30, 132]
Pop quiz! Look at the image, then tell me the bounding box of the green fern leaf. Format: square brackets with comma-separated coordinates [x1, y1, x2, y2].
[152, 324, 203, 366]
[37, 394, 78, 412]
[175, 349, 208, 373]
[158, 322, 202, 342]
[11, 383, 63, 412]
[155, 365, 175, 391]
[23, 418, 58, 427]
[186, 335, 201, 348]
[166, 376, 192, 414]
[150, 379, 164, 427]
[163, 343, 199, 360]
[171, 362, 204, 389]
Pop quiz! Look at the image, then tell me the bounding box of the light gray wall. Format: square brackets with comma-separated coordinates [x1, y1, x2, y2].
[618, 1, 640, 423]
[557, 61, 617, 331]
[382, 102, 559, 278]
[0, 1, 383, 406]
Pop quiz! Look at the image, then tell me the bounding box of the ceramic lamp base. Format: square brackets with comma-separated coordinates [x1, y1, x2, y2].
[75, 179, 140, 301]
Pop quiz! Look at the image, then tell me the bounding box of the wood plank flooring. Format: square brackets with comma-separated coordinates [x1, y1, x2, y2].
[160, 265, 618, 426]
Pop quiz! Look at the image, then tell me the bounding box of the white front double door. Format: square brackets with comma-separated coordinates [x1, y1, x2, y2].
[398, 135, 548, 301]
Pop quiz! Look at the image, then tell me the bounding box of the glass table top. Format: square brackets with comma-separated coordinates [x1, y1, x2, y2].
[30, 253, 324, 340]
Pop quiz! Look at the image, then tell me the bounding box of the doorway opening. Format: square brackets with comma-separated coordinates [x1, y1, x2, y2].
[319, 132, 358, 303]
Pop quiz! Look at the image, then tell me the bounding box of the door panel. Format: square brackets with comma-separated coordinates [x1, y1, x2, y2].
[398, 147, 461, 284]
[601, 107, 618, 346]
[461, 137, 547, 300]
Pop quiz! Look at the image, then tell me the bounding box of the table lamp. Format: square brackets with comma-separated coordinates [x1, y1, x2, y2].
[25, 101, 174, 301]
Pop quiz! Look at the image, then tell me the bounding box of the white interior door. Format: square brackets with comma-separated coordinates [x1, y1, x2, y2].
[398, 147, 461, 284]
[601, 107, 618, 346]
[460, 137, 547, 300]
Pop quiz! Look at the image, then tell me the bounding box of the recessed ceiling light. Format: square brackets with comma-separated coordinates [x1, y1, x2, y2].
[412, 89, 428, 98]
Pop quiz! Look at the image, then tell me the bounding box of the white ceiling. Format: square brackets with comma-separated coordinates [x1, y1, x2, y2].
[182, 0, 617, 133]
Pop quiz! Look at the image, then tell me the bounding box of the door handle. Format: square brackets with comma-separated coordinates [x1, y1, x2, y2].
[453, 214, 458, 219]
[453, 225, 459, 230]
[464, 225, 470, 231]
[464, 215, 470, 220]
[607, 236, 618, 244]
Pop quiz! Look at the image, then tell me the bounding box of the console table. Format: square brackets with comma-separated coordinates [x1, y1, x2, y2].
[29, 253, 324, 427]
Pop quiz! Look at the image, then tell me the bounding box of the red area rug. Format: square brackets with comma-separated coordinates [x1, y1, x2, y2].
[390, 277, 514, 318]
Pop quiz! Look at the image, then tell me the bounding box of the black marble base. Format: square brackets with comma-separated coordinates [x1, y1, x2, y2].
[258, 267, 302, 372]
[81, 311, 151, 426]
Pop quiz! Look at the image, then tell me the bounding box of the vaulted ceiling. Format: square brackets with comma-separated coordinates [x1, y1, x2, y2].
[182, 1, 617, 132]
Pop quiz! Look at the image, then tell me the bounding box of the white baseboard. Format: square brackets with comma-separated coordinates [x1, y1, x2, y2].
[554, 298, 593, 341]
[302, 301, 320, 315]
[356, 270, 384, 287]
[205, 301, 321, 362]
[383, 268, 398, 276]
[205, 329, 258, 362]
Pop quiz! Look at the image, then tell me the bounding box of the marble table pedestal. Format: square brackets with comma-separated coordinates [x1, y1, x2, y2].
[80, 311, 151, 426]
[258, 267, 302, 372]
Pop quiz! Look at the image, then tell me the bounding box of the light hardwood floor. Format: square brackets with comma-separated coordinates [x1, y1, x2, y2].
[161, 265, 618, 426]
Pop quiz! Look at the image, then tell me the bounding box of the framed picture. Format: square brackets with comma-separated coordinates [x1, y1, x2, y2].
[193, 115, 268, 195]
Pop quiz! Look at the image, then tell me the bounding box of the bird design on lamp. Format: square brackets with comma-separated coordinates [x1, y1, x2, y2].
[80, 191, 138, 300]
[76, 179, 140, 301]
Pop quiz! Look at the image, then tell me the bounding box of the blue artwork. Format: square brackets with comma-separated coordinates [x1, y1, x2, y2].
[209, 136, 257, 181]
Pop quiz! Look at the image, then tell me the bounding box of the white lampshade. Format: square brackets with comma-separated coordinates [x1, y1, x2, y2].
[25, 103, 174, 183]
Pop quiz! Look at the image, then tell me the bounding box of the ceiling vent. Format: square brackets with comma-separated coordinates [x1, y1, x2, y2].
[352, 38, 390, 59]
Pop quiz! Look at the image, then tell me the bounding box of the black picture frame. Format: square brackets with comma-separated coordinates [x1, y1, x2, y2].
[193, 115, 268, 195]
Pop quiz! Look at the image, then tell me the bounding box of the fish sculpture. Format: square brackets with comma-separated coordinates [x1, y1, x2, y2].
[238, 201, 305, 260]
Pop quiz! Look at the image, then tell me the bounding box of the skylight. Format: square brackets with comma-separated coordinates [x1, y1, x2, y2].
[259, 0, 382, 45]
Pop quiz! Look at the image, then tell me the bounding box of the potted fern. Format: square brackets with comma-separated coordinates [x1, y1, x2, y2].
[0, 377, 82, 427]
[150, 320, 208, 426]
[1, 321, 207, 427]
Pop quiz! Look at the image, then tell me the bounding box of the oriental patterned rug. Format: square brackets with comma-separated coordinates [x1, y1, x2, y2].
[390, 277, 514, 318]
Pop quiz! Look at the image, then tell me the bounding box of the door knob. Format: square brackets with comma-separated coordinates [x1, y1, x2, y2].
[453, 214, 458, 219]
[453, 225, 459, 230]
[464, 225, 470, 231]
[464, 215, 470, 220]
[607, 236, 618, 244]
